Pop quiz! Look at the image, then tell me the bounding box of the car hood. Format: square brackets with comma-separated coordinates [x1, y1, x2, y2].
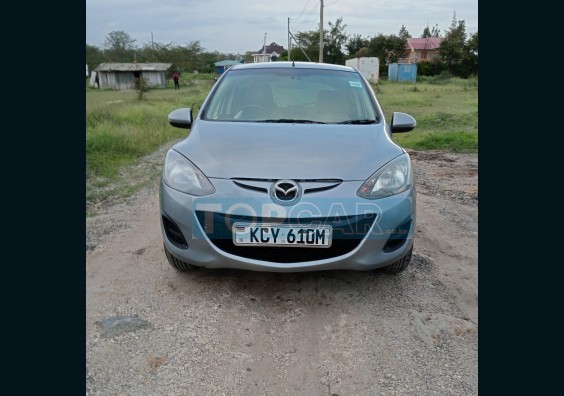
[173, 120, 404, 180]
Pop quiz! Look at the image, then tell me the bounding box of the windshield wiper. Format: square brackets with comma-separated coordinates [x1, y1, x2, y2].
[262, 119, 326, 124]
[338, 119, 376, 124]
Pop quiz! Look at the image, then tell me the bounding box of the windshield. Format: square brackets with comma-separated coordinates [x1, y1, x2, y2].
[202, 68, 379, 124]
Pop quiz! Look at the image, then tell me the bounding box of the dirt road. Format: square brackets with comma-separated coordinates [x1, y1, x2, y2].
[86, 149, 478, 395]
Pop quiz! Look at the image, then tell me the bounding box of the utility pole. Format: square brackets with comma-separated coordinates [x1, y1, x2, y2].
[150, 32, 155, 61]
[288, 18, 291, 62]
[319, 0, 324, 63]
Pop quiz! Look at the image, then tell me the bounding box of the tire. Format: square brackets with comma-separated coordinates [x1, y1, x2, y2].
[383, 246, 413, 274]
[163, 243, 198, 271]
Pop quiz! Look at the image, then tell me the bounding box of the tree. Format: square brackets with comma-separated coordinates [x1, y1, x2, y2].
[135, 39, 213, 73]
[138, 41, 173, 64]
[173, 41, 205, 71]
[346, 34, 370, 57]
[135, 77, 151, 100]
[421, 26, 432, 38]
[291, 29, 321, 62]
[467, 31, 478, 54]
[461, 31, 478, 77]
[439, 12, 478, 77]
[104, 30, 136, 52]
[243, 51, 254, 63]
[289, 18, 349, 64]
[398, 25, 411, 40]
[450, 11, 457, 30]
[369, 34, 408, 64]
[103, 31, 137, 62]
[439, 18, 466, 67]
[325, 17, 349, 64]
[86, 44, 104, 73]
[421, 24, 440, 38]
[356, 47, 373, 58]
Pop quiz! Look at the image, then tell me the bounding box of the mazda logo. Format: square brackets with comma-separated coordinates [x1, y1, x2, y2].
[270, 180, 301, 205]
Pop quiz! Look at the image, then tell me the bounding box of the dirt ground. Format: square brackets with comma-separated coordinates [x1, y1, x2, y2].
[86, 149, 478, 395]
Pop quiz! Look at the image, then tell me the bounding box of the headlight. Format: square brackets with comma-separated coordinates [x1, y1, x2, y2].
[357, 153, 413, 199]
[163, 150, 215, 196]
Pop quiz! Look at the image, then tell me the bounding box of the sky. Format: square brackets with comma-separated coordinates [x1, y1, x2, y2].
[86, 0, 477, 54]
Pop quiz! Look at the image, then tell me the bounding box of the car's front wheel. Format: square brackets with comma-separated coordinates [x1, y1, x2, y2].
[383, 246, 412, 274]
[163, 244, 199, 271]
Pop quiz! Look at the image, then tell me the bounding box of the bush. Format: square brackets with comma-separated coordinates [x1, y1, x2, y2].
[417, 60, 447, 76]
[379, 62, 388, 78]
[135, 77, 151, 100]
[426, 70, 452, 85]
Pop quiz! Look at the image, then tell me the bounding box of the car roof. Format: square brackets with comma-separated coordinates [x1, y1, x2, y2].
[229, 61, 357, 73]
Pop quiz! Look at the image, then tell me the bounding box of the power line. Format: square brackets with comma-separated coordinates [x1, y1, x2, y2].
[295, 0, 316, 26]
[296, 0, 312, 23]
[295, 13, 318, 33]
[306, 15, 321, 31]
[294, 1, 320, 31]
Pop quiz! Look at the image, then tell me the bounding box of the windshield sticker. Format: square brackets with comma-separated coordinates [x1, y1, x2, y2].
[349, 81, 362, 88]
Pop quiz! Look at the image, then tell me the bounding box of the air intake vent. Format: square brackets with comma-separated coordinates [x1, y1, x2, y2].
[162, 215, 189, 249]
[382, 220, 411, 253]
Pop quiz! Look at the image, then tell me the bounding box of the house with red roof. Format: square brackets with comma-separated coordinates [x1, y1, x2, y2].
[401, 37, 442, 63]
[251, 42, 285, 63]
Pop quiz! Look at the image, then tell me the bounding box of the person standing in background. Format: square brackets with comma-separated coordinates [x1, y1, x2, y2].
[172, 71, 180, 90]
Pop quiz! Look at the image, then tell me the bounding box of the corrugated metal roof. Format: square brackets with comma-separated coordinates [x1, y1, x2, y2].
[95, 62, 172, 72]
[407, 38, 442, 50]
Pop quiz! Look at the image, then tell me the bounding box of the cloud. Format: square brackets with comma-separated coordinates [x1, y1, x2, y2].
[86, 0, 477, 53]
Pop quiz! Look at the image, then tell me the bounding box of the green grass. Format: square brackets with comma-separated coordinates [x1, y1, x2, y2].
[401, 131, 478, 152]
[86, 80, 214, 205]
[374, 77, 478, 152]
[183, 72, 217, 80]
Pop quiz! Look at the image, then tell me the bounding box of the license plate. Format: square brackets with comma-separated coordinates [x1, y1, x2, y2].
[233, 223, 332, 248]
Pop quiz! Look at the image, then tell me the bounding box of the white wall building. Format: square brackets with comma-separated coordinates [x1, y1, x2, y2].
[345, 57, 379, 83]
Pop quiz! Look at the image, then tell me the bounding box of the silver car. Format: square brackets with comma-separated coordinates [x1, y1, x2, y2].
[160, 62, 416, 273]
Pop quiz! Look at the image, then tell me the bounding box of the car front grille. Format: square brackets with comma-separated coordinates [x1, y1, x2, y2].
[195, 211, 376, 263]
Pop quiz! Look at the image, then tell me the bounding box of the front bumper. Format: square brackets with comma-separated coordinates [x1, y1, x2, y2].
[160, 179, 415, 272]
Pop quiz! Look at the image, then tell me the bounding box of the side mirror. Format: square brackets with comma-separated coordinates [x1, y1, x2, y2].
[168, 108, 193, 129]
[390, 112, 416, 133]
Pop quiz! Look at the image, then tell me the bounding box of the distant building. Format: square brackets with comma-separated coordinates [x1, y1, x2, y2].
[251, 42, 284, 63]
[94, 63, 172, 90]
[400, 37, 442, 63]
[214, 60, 244, 76]
[345, 57, 379, 83]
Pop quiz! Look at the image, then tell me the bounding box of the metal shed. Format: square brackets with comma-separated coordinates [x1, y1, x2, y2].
[214, 60, 243, 76]
[388, 63, 417, 83]
[95, 63, 172, 90]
